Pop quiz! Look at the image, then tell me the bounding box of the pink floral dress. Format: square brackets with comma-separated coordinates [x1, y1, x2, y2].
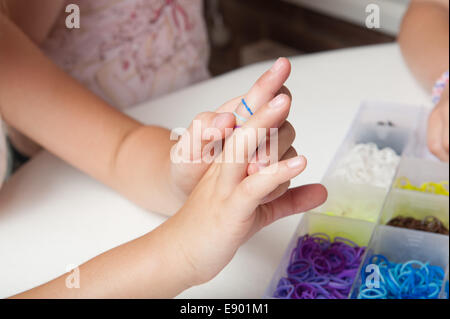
[0, 0, 210, 190]
[41, 0, 210, 109]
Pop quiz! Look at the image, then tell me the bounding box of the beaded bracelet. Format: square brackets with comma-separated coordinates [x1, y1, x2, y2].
[432, 70, 449, 105]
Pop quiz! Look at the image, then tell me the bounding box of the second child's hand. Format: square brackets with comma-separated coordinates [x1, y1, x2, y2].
[161, 90, 328, 288]
[167, 58, 296, 213]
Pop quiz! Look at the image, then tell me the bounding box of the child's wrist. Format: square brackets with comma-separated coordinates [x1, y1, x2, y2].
[154, 218, 199, 292]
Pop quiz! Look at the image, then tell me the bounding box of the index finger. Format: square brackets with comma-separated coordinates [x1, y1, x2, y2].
[231, 58, 291, 126]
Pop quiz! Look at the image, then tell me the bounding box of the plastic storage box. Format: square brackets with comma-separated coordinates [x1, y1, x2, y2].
[265, 101, 449, 299]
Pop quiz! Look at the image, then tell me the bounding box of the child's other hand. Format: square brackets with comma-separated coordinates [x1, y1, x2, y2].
[169, 58, 296, 209]
[428, 86, 449, 162]
[160, 92, 328, 287]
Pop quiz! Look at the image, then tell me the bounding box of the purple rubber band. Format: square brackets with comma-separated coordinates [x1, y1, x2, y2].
[287, 259, 311, 275]
[294, 283, 317, 299]
[274, 285, 294, 299]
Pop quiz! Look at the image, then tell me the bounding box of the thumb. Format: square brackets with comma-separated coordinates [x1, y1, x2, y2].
[228, 155, 308, 219]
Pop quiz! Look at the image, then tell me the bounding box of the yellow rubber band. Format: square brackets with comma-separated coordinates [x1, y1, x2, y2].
[395, 177, 449, 196]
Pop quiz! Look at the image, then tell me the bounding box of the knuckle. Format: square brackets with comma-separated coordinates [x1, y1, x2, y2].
[257, 71, 272, 86]
[253, 77, 265, 93]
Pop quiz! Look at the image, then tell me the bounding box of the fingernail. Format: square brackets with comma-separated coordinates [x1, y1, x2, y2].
[270, 57, 284, 73]
[212, 112, 231, 128]
[287, 156, 305, 168]
[269, 94, 287, 108]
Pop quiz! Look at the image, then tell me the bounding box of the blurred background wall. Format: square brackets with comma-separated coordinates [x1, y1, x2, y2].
[205, 0, 410, 76]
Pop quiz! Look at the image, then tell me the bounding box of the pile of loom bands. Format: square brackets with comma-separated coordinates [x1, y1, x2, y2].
[387, 216, 449, 235]
[273, 233, 366, 299]
[333, 143, 400, 188]
[358, 255, 445, 299]
[395, 177, 449, 196]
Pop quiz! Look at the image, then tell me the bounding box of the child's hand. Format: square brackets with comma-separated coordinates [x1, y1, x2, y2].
[168, 58, 296, 210]
[428, 86, 449, 162]
[160, 92, 328, 287]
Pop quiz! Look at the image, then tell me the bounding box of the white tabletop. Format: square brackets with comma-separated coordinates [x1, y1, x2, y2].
[0, 43, 430, 299]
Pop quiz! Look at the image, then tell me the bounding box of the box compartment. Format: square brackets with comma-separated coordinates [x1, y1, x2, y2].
[379, 188, 449, 231]
[322, 101, 422, 181]
[350, 225, 449, 299]
[393, 156, 449, 192]
[264, 212, 376, 299]
[318, 178, 388, 223]
[318, 102, 423, 222]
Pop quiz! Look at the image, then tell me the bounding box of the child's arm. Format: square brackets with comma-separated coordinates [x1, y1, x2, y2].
[12, 87, 327, 299]
[398, 0, 449, 90]
[398, 0, 449, 162]
[0, 12, 177, 213]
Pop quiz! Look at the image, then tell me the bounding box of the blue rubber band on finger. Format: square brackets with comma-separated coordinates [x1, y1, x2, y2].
[242, 98, 254, 116]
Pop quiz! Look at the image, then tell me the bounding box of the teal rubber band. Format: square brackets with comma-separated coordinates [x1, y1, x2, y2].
[387, 268, 401, 290]
[430, 265, 444, 277]
[233, 111, 247, 123]
[415, 271, 427, 286]
[394, 263, 402, 275]
[400, 260, 428, 274]
[427, 283, 440, 298]
[358, 287, 387, 299]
